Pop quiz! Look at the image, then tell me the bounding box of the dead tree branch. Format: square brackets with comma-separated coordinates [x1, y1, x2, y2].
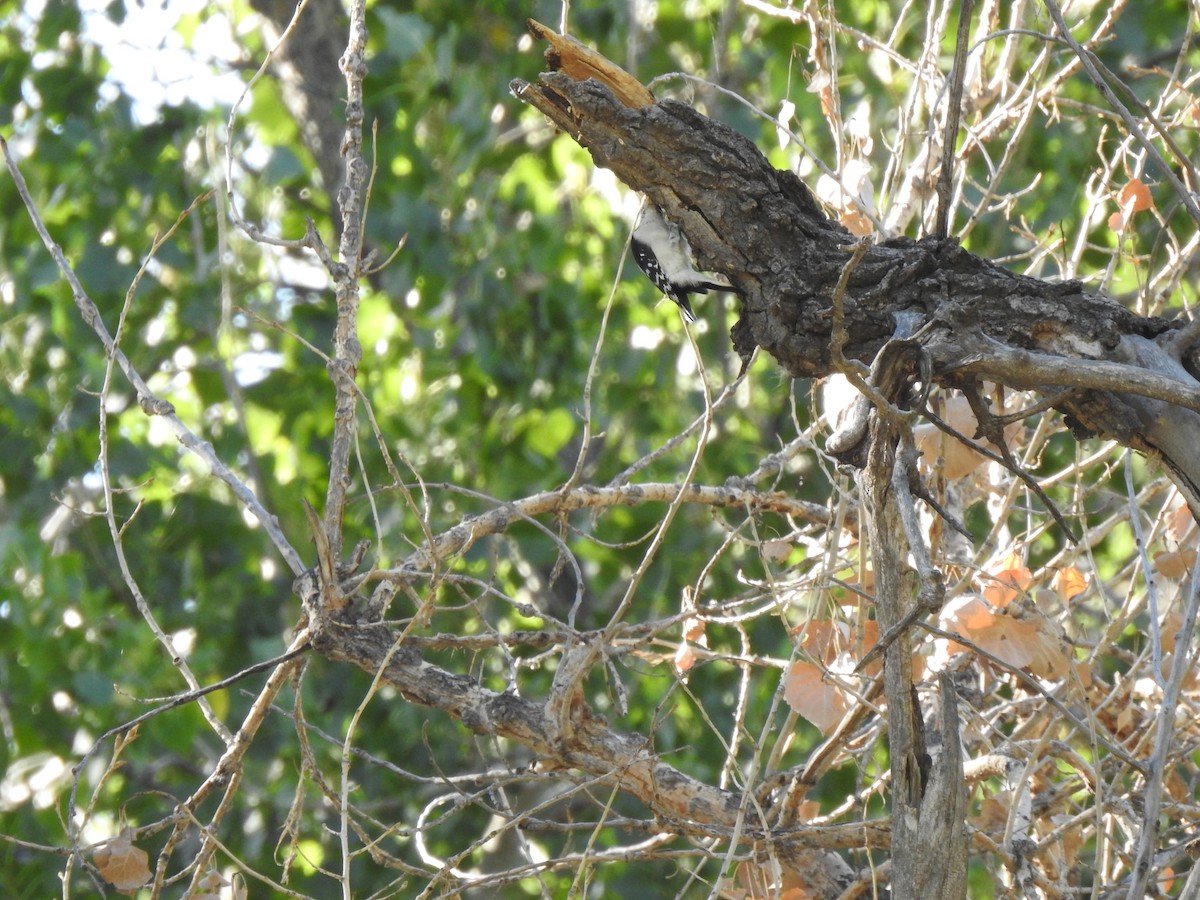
[509, 72, 1200, 518]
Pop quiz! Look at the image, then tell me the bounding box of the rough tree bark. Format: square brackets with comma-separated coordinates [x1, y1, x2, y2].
[864, 409, 968, 899]
[509, 72, 1200, 521]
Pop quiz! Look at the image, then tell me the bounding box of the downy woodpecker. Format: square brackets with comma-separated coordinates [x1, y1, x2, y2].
[631, 204, 736, 321]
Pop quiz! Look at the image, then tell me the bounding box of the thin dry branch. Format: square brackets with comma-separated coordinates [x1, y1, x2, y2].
[380, 481, 835, 579]
[316, 0, 370, 562]
[1, 136, 303, 574]
[304, 612, 864, 890]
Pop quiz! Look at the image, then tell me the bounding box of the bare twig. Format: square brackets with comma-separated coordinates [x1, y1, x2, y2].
[1124, 550, 1200, 899]
[0, 137, 303, 574]
[1043, 0, 1200, 227]
[934, 0, 976, 239]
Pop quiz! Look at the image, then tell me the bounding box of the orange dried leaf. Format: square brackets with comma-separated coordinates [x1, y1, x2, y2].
[840, 210, 874, 236]
[997, 551, 1026, 573]
[1168, 504, 1194, 542]
[971, 796, 1008, 831]
[1026, 629, 1070, 680]
[1052, 566, 1089, 601]
[1161, 613, 1183, 656]
[982, 559, 1032, 609]
[674, 641, 699, 675]
[1155, 548, 1197, 581]
[972, 618, 1038, 670]
[193, 868, 228, 900]
[1042, 814, 1085, 869]
[1162, 867, 1176, 894]
[1070, 659, 1094, 690]
[856, 619, 882, 676]
[795, 799, 821, 823]
[913, 396, 990, 479]
[1118, 178, 1153, 213]
[805, 69, 835, 119]
[94, 827, 151, 894]
[800, 619, 843, 665]
[1167, 766, 1191, 802]
[783, 659, 848, 734]
[733, 858, 777, 899]
[1169, 504, 1197, 543]
[682, 616, 706, 643]
[941, 593, 996, 632]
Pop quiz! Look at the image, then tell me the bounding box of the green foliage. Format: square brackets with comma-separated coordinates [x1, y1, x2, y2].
[2, 0, 1196, 896]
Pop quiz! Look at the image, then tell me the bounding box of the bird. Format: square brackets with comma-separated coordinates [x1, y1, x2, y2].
[630, 203, 737, 321]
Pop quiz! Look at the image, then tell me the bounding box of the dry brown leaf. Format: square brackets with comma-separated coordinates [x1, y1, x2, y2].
[1161, 612, 1183, 655]
[1069, 659, 1094, 690]
[914, 394, 1025, 480]
[731, 858, 777, 899]
[799, 618, 881, 675]
[794, 799, 821, 823]
[682, 616, 706, 643]
[1024, 627, 1071, 680]
[1118, 178, 1154, 213]
[1161, 867, 1177, 894]
[914, 396, 987, 479]
[1168, 503, 1196, 544]
[1167, 766, 1191, 802]
[192, 868, 229, 900]
[971, 795, 1008, 832]
[1056, 814, 1085, 868]
[94, 826, 151, 894]
[947, 591, 1070, 679]
[674, 641, 699, 676]
[840, 210, 874, 236]
[1052, 566, 1089, 601]
[1110, 178, 1154, 232]
[799, 619, 843, 666]
[783, 659, 848, 734]
[676, 589, 706, 673]
[762, 539, 792, 565]
[982, 555, 1032, 609]
[971, 617, 1038, 670]
[724, 859, 816, 900]
[1155, 548, 1197, 580]
[856, 619, 882, 676]
[941, 593, 997, 632]
[808, 68, 834, 118]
